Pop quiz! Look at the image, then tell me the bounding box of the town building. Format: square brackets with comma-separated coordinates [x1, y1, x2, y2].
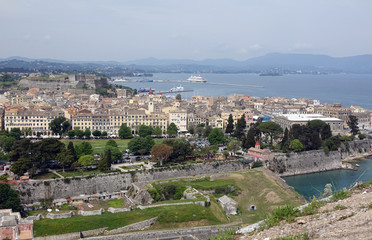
[0, 209, 33, 240]
[274, 114, 344, 134]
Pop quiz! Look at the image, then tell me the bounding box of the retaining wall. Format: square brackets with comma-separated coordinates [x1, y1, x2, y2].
[15, 161, 249, 204]
[104, 217, 158, 235]
[269, 139, 372, 176]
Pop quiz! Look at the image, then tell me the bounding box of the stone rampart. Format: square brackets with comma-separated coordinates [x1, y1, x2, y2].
[107, 207, 130, 213]
[104, 217, 158, 235]
[78, 208, 104, 216]
[269, 139, 372, 176]
[34, 232, 80, 240]
[15, 161, 249, 203]
[45, 211, 74, 219]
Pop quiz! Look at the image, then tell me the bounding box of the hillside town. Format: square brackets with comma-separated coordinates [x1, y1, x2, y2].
[1, 73, 371, 138]
[0, 72, 372, 240]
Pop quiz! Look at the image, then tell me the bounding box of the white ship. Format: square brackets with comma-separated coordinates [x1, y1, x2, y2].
[169, 86, 184, 92]
[187, 75, 207, 83]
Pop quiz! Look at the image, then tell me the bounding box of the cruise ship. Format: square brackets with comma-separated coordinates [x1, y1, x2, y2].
[187, 75, 207, 83]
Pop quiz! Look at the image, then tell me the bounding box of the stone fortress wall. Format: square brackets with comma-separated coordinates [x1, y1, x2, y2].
[14, 140, 372, 203]
[268, 139, 372, 176]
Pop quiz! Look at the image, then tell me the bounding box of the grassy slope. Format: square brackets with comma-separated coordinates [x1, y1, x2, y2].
[34, 205, 220, 237]
[33, 169, 301, 236]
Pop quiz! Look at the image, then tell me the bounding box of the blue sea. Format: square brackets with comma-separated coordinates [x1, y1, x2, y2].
[114, 73, 372, 110]
[283, 157, 372, 200]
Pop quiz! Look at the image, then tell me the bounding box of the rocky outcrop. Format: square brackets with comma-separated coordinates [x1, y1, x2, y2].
[244, 184, 372, 240]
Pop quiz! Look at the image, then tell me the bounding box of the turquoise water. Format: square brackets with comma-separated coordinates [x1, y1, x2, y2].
[283, 157, 372, 200]
[115, 73, 372, 109]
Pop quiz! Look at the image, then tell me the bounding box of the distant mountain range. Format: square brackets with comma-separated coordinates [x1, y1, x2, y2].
[1, 53, 372, 74]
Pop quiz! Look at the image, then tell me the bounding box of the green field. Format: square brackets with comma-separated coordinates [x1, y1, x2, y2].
[61, 139, 164, 153]
[34, 205, 220, 237]
[33, 169, 302, 236]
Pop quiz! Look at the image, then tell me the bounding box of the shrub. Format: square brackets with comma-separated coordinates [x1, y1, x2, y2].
[252, 161, 263, 168]
[301, 198, 326, 216]
[215, 185, 236, 195]
[63, 178, 71, 184]
[262, 205, 300, 228]
[331, 189, 351, 201]
[334, 205, 347, 210]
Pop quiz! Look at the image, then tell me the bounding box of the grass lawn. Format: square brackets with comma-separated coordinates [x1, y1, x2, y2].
[150, 170, 302, 226]
[61, 139, 164, 153]
[34, 204, 221, 237]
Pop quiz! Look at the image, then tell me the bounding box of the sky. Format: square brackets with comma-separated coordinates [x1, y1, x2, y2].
[0, 0, 371, 61]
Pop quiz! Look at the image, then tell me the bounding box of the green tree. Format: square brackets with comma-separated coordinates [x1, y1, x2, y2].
[118, 123, 132, 139]
[106, 139, 118, 148]
[67, 130, 76, 138]
[257, 121, 283, 147]
[78, 155, 94, 167]
[208, 128, 225, 145]
[0, 136, 16, 153]
[289, 139, 304, 152]
[138, 125, 153, 137]
[227, 138, 241, 156]
[225, 114, 234, 134]
[203, 125, 213, 138]
[281, 127, 289, 151]
[175, 94, 182, 101]
[84, 128, 91, 139]
[163, 138, 193, 162]
[0, 183, 21, 212]
[56, 149, 75, 171]
[98, 149, 111, 171]
[243, 127, 256, 149]
[102, 131, 108, 137]
[152, 126, 163, 137]
[75, 129, 84, 139]
[347, 115, 359, 135]
[233, 114, 246, 138]
[49, 116, 70, 137]
[104, 145, 122, 162]
[92, 130, 102, 137]
[75, 141, 93, 158]
[128, 136, 155, 154]
[67, 141, 77, 161]
[9, 128, 22, 140]
[167, 123, 178, 137]
[21, 127, 32, 137]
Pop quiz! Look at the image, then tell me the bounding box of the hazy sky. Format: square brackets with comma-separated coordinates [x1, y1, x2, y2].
[1, 0, 371, 61]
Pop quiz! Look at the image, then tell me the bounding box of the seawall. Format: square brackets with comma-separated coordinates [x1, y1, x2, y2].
[15, 161, 249, 204]
[268, 139, 372, 176]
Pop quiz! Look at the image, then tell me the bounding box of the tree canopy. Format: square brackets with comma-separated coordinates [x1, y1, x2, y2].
[225, 114, 234, 134]
[138, 125, 153, 137]
[257, 121, 283, 147]
[0, 183, 21, 212]
[49, 116, 70, 137]
[167, 123, 178, 137]
[151, 144, 173, 165]
[118, 123, 132, 138]
[208, 128, 225, 145]
[347, 115, 359, 135]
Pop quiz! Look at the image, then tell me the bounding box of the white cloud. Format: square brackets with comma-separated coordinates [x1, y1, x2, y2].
[249, 44, 262, 50]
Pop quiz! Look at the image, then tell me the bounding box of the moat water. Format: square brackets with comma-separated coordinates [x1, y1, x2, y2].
[282, 157, 372, 200]
[115, 73, 372, 109]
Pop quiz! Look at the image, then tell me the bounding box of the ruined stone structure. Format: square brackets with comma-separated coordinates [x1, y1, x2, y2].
[15, 161, 249, 204]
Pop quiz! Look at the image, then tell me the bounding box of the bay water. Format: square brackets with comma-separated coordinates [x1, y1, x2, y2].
[116, 73, 372, 109]
[283, 157, 372, 200]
